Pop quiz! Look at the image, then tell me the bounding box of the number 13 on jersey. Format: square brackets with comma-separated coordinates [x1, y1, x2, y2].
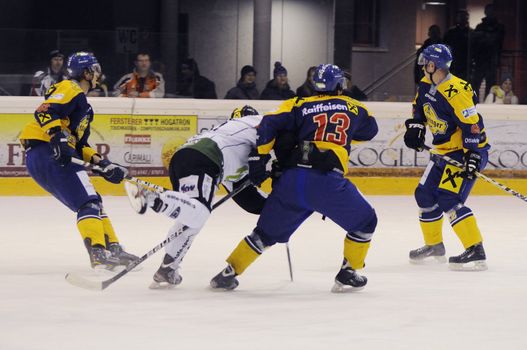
[313, 113, 351, 146]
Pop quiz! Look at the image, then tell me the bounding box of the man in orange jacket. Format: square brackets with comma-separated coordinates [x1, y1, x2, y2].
[113, 52, 165, 98]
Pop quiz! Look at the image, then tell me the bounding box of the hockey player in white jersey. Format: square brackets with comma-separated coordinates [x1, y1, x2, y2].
[130, 106, 267, 288]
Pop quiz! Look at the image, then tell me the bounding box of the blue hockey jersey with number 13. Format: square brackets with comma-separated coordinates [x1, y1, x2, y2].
[256, 95, 378, 174]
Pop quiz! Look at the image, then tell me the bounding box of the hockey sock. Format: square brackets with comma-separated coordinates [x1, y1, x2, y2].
[164, 223, 200, 267]
[226, 232, 265, 275]
[420, 217, 444, 246]
[448, 205, 483, 249]
[343, 233, 371, 270]
[418, 205, 444, 245]
[77, 217, 106, 247]
[77, 202, 106, 247]
[100, 210, 119, 244]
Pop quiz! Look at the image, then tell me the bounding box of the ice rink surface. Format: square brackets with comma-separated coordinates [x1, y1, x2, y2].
[1, 195, 527, 350]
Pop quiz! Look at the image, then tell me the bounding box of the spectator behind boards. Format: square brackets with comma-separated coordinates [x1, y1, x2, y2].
[472, 3, 505, 97]
[260, 62, 295, 100]
[342, 70, 367, 101]
[443, 10, 473, 82]
[296, 66, 317, 98]
[225, 65, 259, 99]
[30, 50, 68, 96]
[113, 52, 165, 98]
[177, 58, 217, 99]
[484, 74, 518, 104]
[415, 25, 443, 85]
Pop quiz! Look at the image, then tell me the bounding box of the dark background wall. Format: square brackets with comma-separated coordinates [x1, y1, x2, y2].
[0, 0, 161, 77]
[0, 0, 526, 101]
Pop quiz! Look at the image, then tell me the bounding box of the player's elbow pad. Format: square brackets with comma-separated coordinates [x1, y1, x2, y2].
[353, 117, 379, 142]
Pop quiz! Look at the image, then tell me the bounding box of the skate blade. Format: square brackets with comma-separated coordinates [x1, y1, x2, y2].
[209, 282, 238, 291]
[331, 281, 365, 293]
[149, 281, 178, 290]
[92, 264, 119, 272]
[409, 255, 447, 265]
[209, 285, 236, 292]
[449, 260, 488, 271]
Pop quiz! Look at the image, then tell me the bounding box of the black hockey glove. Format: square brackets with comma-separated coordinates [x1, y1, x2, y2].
[49, 130, 75, 166]
[270, 160, 283, 181]
[462, 150, 481, 180]
[248, 149, 271, 186]
[93, 159, 128, 184]
[404, 119, 426, 151]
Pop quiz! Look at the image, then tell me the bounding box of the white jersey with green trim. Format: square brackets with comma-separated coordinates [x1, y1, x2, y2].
[186, 115, 263, 187]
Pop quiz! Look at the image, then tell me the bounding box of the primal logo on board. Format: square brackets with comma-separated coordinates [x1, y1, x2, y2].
[124, 152, 152, 164]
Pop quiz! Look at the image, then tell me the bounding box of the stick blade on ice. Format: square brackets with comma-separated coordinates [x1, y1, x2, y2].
[65, 273, 104, 291]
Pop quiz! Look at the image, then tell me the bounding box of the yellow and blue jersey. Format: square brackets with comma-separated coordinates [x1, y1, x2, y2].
[413, 74, 490, 155]
[19, 80, 98, 162]
[256, 95, 378, 174]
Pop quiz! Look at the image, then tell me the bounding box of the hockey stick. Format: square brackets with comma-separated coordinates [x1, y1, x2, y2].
[71, 157, 166, 193]
[285, 243, 293, 282]
[65, 180, 252, 291]
[423, 145, 527, 202]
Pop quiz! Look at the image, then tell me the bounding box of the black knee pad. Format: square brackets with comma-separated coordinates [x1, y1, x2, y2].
[232, 185, 266, 214]
[347, 211, 376, 243]
[437, 193, 461, 213]
[361, 210, 378, 234]
[415, 185, 437, 207]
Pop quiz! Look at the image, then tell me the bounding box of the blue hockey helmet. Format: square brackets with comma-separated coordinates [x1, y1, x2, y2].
[313, 64, 346, 92]
[66, 52, 101, 79]
[418, 44, 453, 70]
[230, 105, 259, 120]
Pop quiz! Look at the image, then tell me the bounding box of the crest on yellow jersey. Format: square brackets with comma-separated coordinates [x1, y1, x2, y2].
[36, 112, 52, 125]
[347, 101, 359, 115]
[423, 103, 447, 135]
[76, 116, 90, 140]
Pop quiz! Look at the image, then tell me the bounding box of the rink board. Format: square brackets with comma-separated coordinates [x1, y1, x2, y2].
[1, 97, 527, 196]
[2, 175, 527, 196]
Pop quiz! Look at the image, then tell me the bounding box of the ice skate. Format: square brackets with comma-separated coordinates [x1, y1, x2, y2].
[149, 254, 183, 289]
[89, 246, 120, 270]
[108, 242, 140, 267]
[210, 265, 239, 291]
[449, 243, 487, 271]
[84, 238, 120, 270]
[331, 260, 367, 293]
[409, 242, 446, 264]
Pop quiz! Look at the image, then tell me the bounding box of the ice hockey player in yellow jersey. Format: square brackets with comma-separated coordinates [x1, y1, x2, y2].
[19, 52, 138, 269]
[404, 44, 489, 271]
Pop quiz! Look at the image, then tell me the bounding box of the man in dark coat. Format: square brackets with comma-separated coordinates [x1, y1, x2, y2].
[177, 58, 217, 99]
[260, 62, 295, 100]
[415, 25, 443, 85]
[296, 66, 316, 98]
[343, 70, 367, 101]
[443, 10, 473, 81]
[472, 3, 505, 97]
[225, 65, 259, 99]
